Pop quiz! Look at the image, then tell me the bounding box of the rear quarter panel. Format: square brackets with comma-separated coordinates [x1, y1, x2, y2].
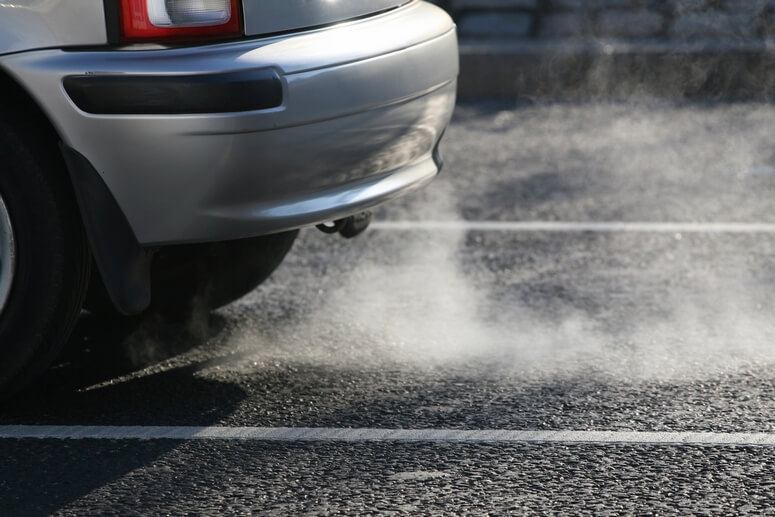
[242, 0, 406, 36]
[0, 0, 107, 55]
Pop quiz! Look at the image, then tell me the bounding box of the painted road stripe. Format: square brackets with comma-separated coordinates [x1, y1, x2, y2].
[371, 221, 775, 233]
[3, 426, 775, 446]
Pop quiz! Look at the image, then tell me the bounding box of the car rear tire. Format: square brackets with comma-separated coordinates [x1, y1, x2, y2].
[0, 118, 90, 397]
[87, 231, 298, 320]
[150, 230, 299, 318]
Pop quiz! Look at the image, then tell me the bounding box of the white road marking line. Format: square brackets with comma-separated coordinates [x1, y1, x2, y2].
[2, 426, 775, 446]
[370, 221, 775, 233]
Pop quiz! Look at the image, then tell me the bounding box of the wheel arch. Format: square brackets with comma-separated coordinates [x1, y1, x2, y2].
[0, 65, 64, 158]
[0, 64, 152, 316]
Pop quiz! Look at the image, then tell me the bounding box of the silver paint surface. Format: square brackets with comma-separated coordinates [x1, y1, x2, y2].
[242, 0, 406, 37]
[0, 2, 458, 245]
[0, 0, 106, 55]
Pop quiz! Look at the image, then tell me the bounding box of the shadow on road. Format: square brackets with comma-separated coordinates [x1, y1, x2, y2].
[0, 311, 249, 517]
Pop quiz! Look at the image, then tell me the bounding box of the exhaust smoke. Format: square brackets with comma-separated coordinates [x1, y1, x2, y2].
[227, 101, 775, 384]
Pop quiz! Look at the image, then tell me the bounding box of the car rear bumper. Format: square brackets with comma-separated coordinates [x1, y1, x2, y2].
[0, 1, 457, 245]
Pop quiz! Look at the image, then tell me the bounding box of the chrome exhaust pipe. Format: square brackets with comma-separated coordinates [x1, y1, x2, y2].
[316, 211, 372, 238]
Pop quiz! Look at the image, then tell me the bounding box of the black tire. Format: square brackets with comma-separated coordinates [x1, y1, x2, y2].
[87, 231, 298, 320]
[0, 118, 90, 397]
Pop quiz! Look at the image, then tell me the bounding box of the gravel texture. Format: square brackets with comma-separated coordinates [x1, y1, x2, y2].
[3, 440, 775, 516]
[4, 101, 775, 514]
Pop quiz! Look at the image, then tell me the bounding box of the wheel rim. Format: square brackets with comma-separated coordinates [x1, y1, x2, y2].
[0, 192, 15, 317]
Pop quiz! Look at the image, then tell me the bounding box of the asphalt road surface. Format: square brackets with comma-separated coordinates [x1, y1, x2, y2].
[5, 100, 775, 514]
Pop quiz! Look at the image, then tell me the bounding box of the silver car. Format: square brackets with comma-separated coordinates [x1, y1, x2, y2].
[0, 0, 458, 393]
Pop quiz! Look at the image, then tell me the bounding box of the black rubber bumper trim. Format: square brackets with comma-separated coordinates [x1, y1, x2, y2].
[63, 68, 283, 115]
[432, 129, 446, 173]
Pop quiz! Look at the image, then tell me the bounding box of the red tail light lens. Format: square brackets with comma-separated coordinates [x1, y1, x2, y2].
[120, 0, 242, 43]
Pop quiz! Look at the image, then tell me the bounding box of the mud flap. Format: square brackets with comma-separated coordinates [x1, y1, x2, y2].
[60, 144, 152, 315]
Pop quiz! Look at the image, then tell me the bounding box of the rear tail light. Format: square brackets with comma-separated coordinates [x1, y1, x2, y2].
[119, 0, 242, 43]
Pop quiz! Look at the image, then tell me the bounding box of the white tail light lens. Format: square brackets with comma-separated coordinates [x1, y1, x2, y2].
[147, 0, 232, 27]
[119, 0, 242, 43]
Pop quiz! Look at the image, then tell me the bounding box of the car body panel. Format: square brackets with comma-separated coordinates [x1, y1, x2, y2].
[0, 0, 106, 55]
[241, 0, 406, 37]
[0, 1, 458, 245]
